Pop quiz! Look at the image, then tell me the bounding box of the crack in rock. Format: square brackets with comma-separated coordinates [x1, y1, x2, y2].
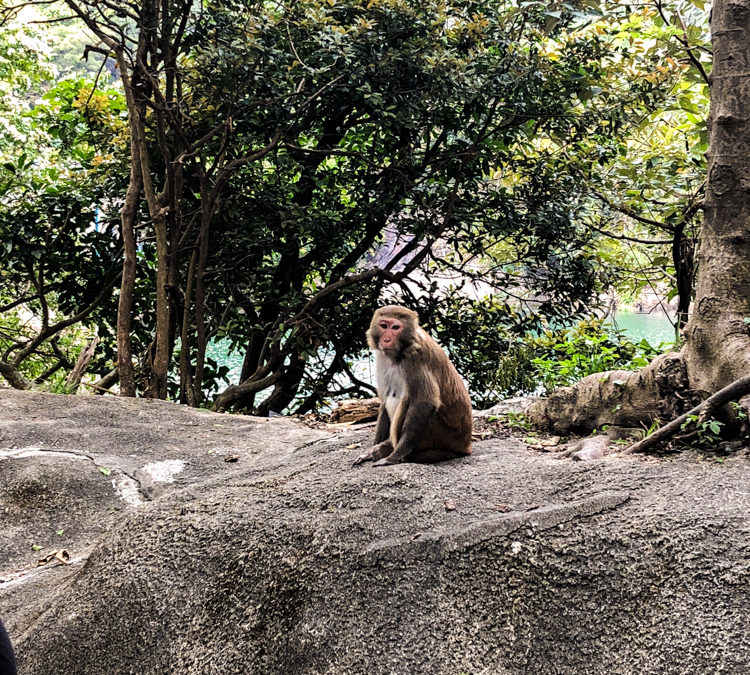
[362, 490, 630, 564]
[0, 447, 186, 507]
[0, 447, 93, 462]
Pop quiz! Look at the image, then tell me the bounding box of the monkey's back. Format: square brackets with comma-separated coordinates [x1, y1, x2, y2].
[411, 332, 473, 456]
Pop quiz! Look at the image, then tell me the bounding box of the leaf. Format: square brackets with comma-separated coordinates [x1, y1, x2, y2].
[98, 466, 112, 476]
[37, 549, 70, 567]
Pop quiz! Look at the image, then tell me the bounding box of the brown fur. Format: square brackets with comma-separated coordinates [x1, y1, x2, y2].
[354, 306, 472, 466]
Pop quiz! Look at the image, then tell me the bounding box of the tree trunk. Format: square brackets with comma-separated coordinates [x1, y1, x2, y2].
[114, 33, 151, 398]
[116, 110, 142, 398]
[528, 0, 750, 438]
[65, 335, 99, 393]
[191, 178, 213, 408]
[681, 0, 750, 390]
[0, 361, 31, 389]
[179, 247, 198, 407]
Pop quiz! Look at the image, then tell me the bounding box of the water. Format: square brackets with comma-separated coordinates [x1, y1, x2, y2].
[608, 310, 677, 347]
[205, 340, 244, 384]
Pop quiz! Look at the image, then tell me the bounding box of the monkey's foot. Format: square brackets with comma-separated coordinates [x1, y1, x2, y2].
[372, 458, 398, 467]
[351, 453, 372, 467]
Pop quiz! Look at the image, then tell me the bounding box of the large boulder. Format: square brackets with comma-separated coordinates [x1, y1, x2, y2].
[2, 389, 750, 674]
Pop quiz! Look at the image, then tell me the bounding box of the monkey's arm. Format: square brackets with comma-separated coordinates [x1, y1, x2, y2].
[352, 405, 392, 466]
[373, 400, 436, 465]
[373, 403, 391, 444]
[374, 369, 440, 465]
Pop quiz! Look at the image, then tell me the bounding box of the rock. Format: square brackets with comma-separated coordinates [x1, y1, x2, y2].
[3, 390, 750, 674]
[476, 396, 538, 417]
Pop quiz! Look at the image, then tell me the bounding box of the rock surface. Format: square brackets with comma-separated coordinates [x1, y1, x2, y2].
[2, 389, 750, 674]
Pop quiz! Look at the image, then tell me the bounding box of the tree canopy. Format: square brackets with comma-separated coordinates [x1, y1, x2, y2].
[0, 0, 714, 417]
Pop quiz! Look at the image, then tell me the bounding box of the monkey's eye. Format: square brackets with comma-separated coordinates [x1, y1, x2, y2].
[378, 321, 389, 330]
[392, 323, 402, 331]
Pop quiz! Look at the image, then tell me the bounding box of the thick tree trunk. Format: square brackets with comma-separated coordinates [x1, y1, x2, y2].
[681, 0, 750, 390]
[528, 0, 750, 439]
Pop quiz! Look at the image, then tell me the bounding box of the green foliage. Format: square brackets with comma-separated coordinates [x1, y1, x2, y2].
[569, 1, 710, 320]
[680, 415, 725, 449]
[0, 73, 128, 387]
[431, 305, 669, 406]
[528, 318, 668, 395]
[181, 0, 639, 410]
[639, 416, 661, 440]
[731, 401, 748, 424]
[429, 295, 540, 408]
[677, 401, 748, 452]
[0, 16, 53, 159]
[503, 412, 533, 432]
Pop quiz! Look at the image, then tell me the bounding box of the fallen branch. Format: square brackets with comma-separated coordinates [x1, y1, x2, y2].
[622, 374, 750, 454]
[329, 398, 380, 424]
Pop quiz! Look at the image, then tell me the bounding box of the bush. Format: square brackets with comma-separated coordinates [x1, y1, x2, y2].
[528, 318, 668, 395]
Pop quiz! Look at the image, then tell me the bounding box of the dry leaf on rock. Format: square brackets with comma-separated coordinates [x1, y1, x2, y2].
[37, 549, 70, 567]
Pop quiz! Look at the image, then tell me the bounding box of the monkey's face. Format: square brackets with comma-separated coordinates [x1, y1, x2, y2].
[375, 316, 404, 355]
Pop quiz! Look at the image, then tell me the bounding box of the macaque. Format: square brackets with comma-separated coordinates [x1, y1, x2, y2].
[353, 305, 472, 466]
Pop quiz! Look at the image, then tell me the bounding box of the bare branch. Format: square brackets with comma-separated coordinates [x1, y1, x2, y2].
[11, 270, 119, 367]
[623, 374, 750, 454]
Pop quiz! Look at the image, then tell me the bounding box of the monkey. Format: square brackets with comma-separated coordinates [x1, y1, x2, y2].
[352, 305, 473, 467]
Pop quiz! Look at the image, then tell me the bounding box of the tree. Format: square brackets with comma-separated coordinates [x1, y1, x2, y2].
[0, 21, 125, 392]
[37, 0, 649, 411]
[528, 0, 750, 447]
[0, 0, 708, 414]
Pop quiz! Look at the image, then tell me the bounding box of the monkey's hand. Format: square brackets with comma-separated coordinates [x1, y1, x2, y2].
[351, 450, 374, 466]
[352, 441, 394, 467]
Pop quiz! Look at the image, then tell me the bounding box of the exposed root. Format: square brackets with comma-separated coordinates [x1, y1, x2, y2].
[526, 352, 690, 435]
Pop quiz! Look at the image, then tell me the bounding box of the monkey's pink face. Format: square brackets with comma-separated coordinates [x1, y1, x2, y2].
[377, 318, 403, 353]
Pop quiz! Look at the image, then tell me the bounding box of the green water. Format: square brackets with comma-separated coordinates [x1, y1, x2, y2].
[205, 341, 244, 383]
[608, 310, 677, 347]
